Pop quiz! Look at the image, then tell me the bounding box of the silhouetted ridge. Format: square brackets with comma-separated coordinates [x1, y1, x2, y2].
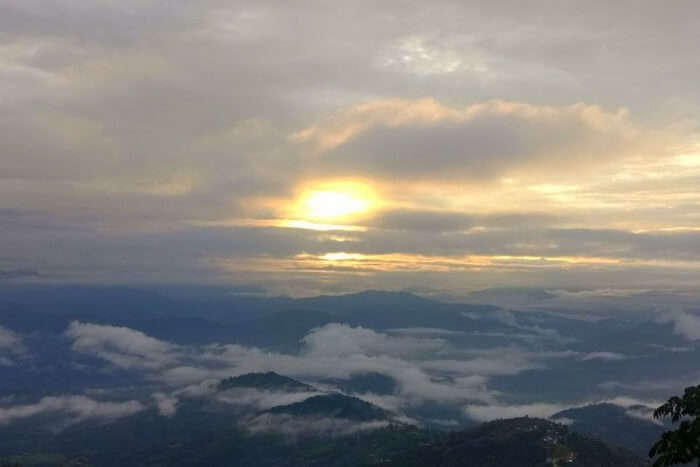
[218, 372, 315, 392]
[266, 393, 390, 421]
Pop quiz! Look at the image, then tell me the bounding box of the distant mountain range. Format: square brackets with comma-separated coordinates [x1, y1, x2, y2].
[0, 372, 651, 466]
[1, 285, 689, 465]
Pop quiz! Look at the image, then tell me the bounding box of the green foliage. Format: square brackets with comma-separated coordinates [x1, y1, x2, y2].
[650, 385, 700, 466]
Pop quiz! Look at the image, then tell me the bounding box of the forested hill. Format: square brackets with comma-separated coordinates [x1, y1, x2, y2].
[385, 417, 648, 467]
[0, 414, 648, 466]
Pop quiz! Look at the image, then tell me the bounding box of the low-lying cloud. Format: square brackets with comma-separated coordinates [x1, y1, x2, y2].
[657, 309, 700, 340]
[243, 413, 390, 438]
[0, 324, 26, 366]
[66, 321, 178, 369]
[0, 395, 144, 425]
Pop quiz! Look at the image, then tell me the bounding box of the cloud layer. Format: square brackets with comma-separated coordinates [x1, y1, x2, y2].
[59, 320, 657, 428]
[2, 0, 700, 294]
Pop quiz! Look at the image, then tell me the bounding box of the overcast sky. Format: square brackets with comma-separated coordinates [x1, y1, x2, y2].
[2, 0, 700, 296]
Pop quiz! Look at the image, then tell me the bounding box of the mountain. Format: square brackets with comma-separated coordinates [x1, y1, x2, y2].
[219, 372, 315, 392]
[552, 403, 665, 457]
[228, 309, 336, 352]
[266, 393, 390, 421]
[296, 290, 497, 330]
[0, 410, 649, 467]
[385, 417, 648, 467]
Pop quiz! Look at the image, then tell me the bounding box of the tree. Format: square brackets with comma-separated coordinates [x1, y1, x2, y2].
[650, 385, 700, 466]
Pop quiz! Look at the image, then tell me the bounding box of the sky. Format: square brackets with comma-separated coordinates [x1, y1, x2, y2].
[2, 0, 700, 296]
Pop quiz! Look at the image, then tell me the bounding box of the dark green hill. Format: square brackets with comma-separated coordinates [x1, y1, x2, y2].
[219, 372, 315, 392]
[0, 411, 649, 467]
[385, 417, 648, 467]
[266, 393, 390, 421]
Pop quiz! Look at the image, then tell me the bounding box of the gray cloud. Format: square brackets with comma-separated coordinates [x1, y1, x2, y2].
[64, 322, 539, 408]
[579, 352, 630, 362]
[152, 392, 178, 417]
[0, 268, 40, 280]
[465, 396, 662, 424]
[243, 413, 391, 438]
[656, 309, 700, 341]
[0, 395, 144, 426]
[1, 0, 700, 291]
[387, 327, 465, 337]
[67, 320, 649, 421]
[296, 99, 653, 181]
[66, 321, 178, 370]
[0, 325, 26, 366]
[369, 209, 561, 233]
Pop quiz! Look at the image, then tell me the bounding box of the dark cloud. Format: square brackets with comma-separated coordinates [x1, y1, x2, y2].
[370, 209, 560, 232]
[0, 268, 39, 280]
[298, 99, 647, 181]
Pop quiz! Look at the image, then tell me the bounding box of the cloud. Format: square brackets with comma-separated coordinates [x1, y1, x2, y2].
[0, 325, 26, 366]
[462, 309, 573, 344]
[243, 413, 390, 438]
[0, 0, 699, 293]
[301, 323, 446, 358]
[53, 320, 683, 425]
[0, 268, 40, 280]
[0, 395, 144, 425]
[153, 392, 178, 417]
[387, 327, 465, 336]
[656, 309, 700, 340]
[0, 325, 23, 351]
[466, 395, 665, 425]
[64, 322, 523, 408]
[294, 98, 654, 181]
[648, 343, 693, 353]
[370, 210, 476, 232]
[579, 352, 629, 362]
[370, 209, 559, 233]
[65, 321, 178, 369]
[598, 377, 700, 396]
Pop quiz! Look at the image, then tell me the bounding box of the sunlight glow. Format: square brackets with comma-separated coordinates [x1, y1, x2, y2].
[295, 182, 377, 221]
[304, 191, 369, 218]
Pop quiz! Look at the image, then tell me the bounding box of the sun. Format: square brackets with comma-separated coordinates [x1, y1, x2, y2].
[304, 191, 369, 218]
[296, 182, 376, 220]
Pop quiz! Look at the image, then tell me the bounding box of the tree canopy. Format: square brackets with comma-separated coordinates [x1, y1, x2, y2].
[650, 385, 700, 466]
